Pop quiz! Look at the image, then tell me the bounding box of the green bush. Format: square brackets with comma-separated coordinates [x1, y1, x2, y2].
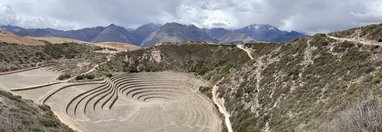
[199, 86, 212, 99]
[75, 75, 85, 80]
[75, 74, 95, 80]
[106, 73, 113, 78]
[57, 73, 71, 80]
[84, 74, 95, 79]
[38, 104, 51, 112]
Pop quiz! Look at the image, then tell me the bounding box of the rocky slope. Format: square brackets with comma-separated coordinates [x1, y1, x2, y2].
[0, 90, 73, 131]
[98, 23, 382, 131]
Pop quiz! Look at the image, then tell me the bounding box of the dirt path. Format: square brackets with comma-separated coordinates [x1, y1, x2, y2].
[327, 34, 382, 46]
[237, 45, 254, 60]
[61, 53, 114, 82]
[86, 54, 113, 74]
[212, 78, 233, 132]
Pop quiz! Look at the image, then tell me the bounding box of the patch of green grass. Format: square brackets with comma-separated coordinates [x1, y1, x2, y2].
[199, 86, 212, 99]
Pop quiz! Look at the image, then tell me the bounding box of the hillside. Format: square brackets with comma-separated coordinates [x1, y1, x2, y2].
[0, 30, 46, 46]
[0, 90, 73, 131]
[330, 23, 382, 43]
[97, 23, 382, 131]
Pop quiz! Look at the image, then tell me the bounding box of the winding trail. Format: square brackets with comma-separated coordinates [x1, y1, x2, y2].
[82, 53, 113, 75]
[212, 78, 233, 132]
[60, 53, 114, 83]
[237, 45, 254, 60]
[327, 34, 382, 46]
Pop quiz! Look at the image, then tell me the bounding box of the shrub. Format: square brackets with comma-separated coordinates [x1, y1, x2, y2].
[57, 73, 71, 80]
[199, 86, 212, 99]
[38, 104, 51, 112]
[106, 73, 113, 78]
[75, 75, 85, 80]
[75, 74, 95, 80]
[84, 74, 95, 79]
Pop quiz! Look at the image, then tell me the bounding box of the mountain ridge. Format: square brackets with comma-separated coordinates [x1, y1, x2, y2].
[0, 23, 306, 47]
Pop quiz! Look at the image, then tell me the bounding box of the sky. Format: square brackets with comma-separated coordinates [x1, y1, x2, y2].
[0, 0, 382, 34]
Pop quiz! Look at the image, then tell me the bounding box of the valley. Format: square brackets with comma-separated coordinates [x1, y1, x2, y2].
[1, 0, 382, 131]
[0, 23, 382, 132]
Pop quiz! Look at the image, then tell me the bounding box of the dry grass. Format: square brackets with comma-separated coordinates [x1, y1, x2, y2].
[322, 97, 382, 132]
[31, 37, 92, 45]
[0, 30, 46, 46]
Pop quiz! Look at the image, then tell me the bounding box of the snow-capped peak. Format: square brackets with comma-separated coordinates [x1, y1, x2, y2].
[248, 24, 260, 30]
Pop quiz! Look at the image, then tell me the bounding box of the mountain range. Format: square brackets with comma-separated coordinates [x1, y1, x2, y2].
[0, 23, 306, 47]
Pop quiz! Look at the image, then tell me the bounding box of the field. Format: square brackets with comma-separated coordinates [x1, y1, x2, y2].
[0, 69, 222, 132]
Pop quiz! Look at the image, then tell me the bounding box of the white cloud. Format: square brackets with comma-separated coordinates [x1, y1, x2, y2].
[0, 0, 382, 34]
[0, 2, 76, 30]
[0, 4, 17, 25]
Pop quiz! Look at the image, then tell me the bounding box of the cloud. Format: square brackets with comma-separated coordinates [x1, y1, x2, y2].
[0, 4, 17, 25]
[0, 3, 76, 30]
[0, 0, 382, 34]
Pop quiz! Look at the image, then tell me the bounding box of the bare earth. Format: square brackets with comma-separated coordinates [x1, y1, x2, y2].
[0, 69, 222, 132]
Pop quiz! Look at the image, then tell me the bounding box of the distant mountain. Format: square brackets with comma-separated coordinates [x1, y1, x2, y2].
[218, 33, 255, 44]
[206, 28, 255, 44]
[141, 23, 214, 47]
[91, 24, 138, 43]
[235, 24, 306, 42]
[0, 25, 53, 37]
[44, 28, 64, 34]
[1, 23, 306, 47]
[206, 28, 231, 39]
[53, 26, 105, 42]
[131, 23, 161, 44]
[0, 25, 139, 45]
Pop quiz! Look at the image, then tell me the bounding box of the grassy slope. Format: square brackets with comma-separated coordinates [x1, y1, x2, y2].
[220, 34, 382, 131]
[0, 42, 105, 72]
[100, 24, 382, 131]
[330, 23, 382, 42]
[0, 90, 73, 131]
